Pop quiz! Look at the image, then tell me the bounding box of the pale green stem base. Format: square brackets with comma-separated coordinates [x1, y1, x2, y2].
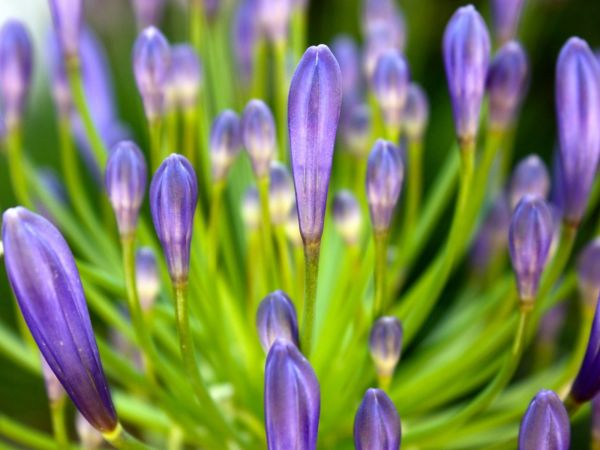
[302, 242, 321, 357]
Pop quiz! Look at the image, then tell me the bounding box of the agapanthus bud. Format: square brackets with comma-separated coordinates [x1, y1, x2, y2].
[403, 83, 429, 141]
[487, 41, 528, 131]
[132, 26, 171, 120]
[340, 104, 372, 157]
[289, 45, 342, 245]
[285, 206, 303, 247]
[331, 35, 362, 103]
[150, 154, 198, 285]
[167, 44, 202, 111]
[41, 356, 66, 403]
[269, 162, 295, 225]
[232, 0, 259, 86]
[363, 26, 400, 80]
[443, 5, 491, 146]
[366, 140, 404, 235]
[508, 195, 554, 304]
[518, 390, 570, 450]
[555, 37, 600, 226]
[264, 339, 320, 450]
[2, 207, 117, 432]
[131, 0, 166, 29]
[76, 412, 104, 450]
[354, 388, 401, 450]
[369, 316, 403, 380]
[136, 247, 160, 311]
[210, 110, 242, 182]
[48, 0, 83, 57]
[105, 140, 147, 238]
[242, 99, 277, 179]
[372, 50, 410, 129]
[509, 155, 550, 210]
[242, 185, 261, 231]
[256, 291, 300, 352]
[491, 0, 525, 45]
[332, 190, 362, 246]
[257, 0, 291, 43]
[470, 193, 511, 271]
[0, 21, 33, 129]
[362, 0, 406, 52]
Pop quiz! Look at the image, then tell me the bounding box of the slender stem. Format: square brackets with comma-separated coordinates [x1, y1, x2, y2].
[274, 40, 288, 163]
[5, 125, 32, 207]
[275, 226, 293, 294]
[102, 423, 154, 450]
[251, 39, 268, 100]
[0, 414, 58, 450]
[401, 138, 423, 244]
[373, 232, 389, 318]
[207, 182, 225, 273]
[302, 241, 321, 357]
[182, 108, 197, 171]
[49, 397, 69, 449]
[149, 118, 163, 173]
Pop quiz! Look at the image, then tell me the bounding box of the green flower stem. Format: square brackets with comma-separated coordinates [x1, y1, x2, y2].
[399, 137, 423, 247]
[165, 111, 178, 156]
[0, 415, 60, 450]
[301, 241, 321, 357]
[246, 230, 262, 317]
[294, 244, 305, 311]
[102, 423, 154, 450]
[290, 9, 307, 60]
[149, 118, 163, 173]
[373, 231, 389, 317]
[274, 40, 288, 162]
[207, 181, 225, 273]
[258, 176, 277, 287]
[275, 226, 293, 294]
[182, 108, 198, 173]
[5, 125, 32, 207]
[251, 39, 268, 100]
[49, 397, 69, 449]
[195, 91, 212, 195]
[189, 0, 203, 56]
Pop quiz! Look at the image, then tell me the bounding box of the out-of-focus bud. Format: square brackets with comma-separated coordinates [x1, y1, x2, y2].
[518, 390, 570, 450]
[150, 154, 198, 286]
[332, 190, 362, 246]
[509, 155, 550, 210]
[443, 5, 491, 147]
[0, 21, 33, 129]
[289, 45, 342, 245]
[167, 44, 202, 111]
[354, 388, 401, 450]
[508, 195, 554, 306]
[269, 162, 295, 226]
[555, 37, 600, 226]
[371, 50, 410, 130]
[48, 0, 83, 58]
[577, 238, 600, 309]
[257, 0, 291, 44]
[132, 26, 171, 120]
[403, 83, 429, 141]
[362, 0, 406, 52]
[331, 35, 362, 103]
[363, 26, 399, 80]
[491, 0, 526, 45]
[264, 339, 320, 450]
[136, 247, 160, 311]
[232, 0, 259, 87]
[369, 316, 403, 381]
[210, 110, 242, 182]
[131, 0, 166, 30]
[571, 302, 600, 403]
[242, 99, 277, 179]
[105, 141, 147, 238]
[470, 193, 511, 273]
[256, 290, 299, 352]
[242, 185, 261, 231]
[76, 412, 104, 450]
[340, 104, 372, 157]
[285, 205, 303, 247]
[41, 356, 66, 403]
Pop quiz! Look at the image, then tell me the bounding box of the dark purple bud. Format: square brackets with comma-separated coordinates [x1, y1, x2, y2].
[264, 339, 320, 450]
[210, 110, 242, 182]
[256, 291, 300, 352]
[341, 104, 372, 157]
[518, 390, 570, 450]
[491, 0, 525, 45]
[354, 388, 401, 450]
[555, 37, 600, 226]
[41, 355, 66, 403]
[76, 412, 104, 449]
[366, 140, 404, 234]
[572, 301, 600, 402]
[167, 44, 202, 111]
[105, 140, 147, 238]
[332, 190, 362, 246]
[403, 83, 429, 141]
[487, 41, 528, 130]
[470, 193, 511, 272]
[242, 185, 261, 231]
[443, 5, 491, 146]
[577, 238, 600, 309]
[285, 205, 303, 247]
[269, 162, 295, 225]
[0, 21, 33, 129]
[136, 247, 160, 311]
[150, 154, 198, 285]
[132, 26, 171, 120]
[369, 316, 403, 380]
[258, 0, 291, 43]
[232, 0, 259, 87]
[131, 0, 166, 29]
[288, 45, 342, 245]
[509, 155, 550, 210]
[242, 99, 277, 179]
[48, 0, 83, 57]
[331, 35, 362, 103]
[508, 195, 554, 304]
[372, 50, 410, 129]
[2, 208, 117, 432]
[593, 394, 600, 445]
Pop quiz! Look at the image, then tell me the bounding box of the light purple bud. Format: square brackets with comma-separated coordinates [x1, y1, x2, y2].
[509, 155, 550, 210]
[269, 162, 295, 225]
[331, 35, 362, 103]
[341, 103, 372, 157]
[167, 44, 202, 111]
[47, 32, 71, 117]
[369, 316, 403, 379]
[363, 26, 399, 80]
[232, 0, 259, 87]
[242, 99, 277, 179]
[362, 0, 406, 52]
[242, 185, 261, 231]
[354, 388, 401, 450]
[518, 390, 570, 450]
[48, 0, 83, 57]
[332, 190, 362, 246]
[491, 0, 526, 45]
[136, 247, 160, 311]
[372, 50, 410, 129]
[256, 291, 299, 352]
[131, 0, 166, 30]
[577, 238, 600, 309]
[258, 0, 291, 43]
[403, 83, 429, 140]
[41, 355, 66, 403]
[210, 110, 242, 182]
[288, 45, 342, 245]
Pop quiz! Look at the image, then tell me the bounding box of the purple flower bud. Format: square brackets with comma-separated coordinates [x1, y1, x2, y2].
[331, 35, 362, 103]
[136, 247, 160, 311]
[132, 26, 171, 120]
[258, 0, 291, 43]
[470, 193, 511, 272]
[131, 0, 166, 29]
[242, 99, 277, 179]
[256, 291, 300, 352]
[76, 412, 104, 450]
[372, 50, 410, 129]
[211, 110, 242, 182]
[571, 301, 600, 402]
[332, 190, 362, 246]
[362, 0, 406, 52]
[354, 388, 401, 450]
[105, 140, 147, 238]
[340, 104, 372, 157]
[2, 207, 117, 432]
[242, 185, 261, 231]
[577, 238, 600, 309]
[518, 390, 570, 450]
[41, 355, 66, 403]
[48, 0, 83, 57]
[369, 316, 403, 379]
[285, 205, 303, 247]
[264, 339, 320, 450]
[167, 44, 202, 111]
[0, 21, 33, 129]
[403, 83, 429, 141]
[366, 140, 404, 234]
[509, 155, 550, 210]
[443, 5, 491, 146]
[487, 41, 529, 130]
[555, 37, 600, 226]
[288, 45, 342, 245]
[363, 26, 399, 80]
[269, 162, 295, 225]
[150, 154, 198, 285]
[232, 0, 259, 87]
[491, 0, 525, 45]
[593, 394, 600, 445]
[508, 195, 554, 304]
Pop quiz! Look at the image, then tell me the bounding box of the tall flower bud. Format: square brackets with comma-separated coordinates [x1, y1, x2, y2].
[256, 291, 299, 352]
[354, 388, 401, 450]
[491, 0, 526, 45]
[509, 155, 550, 210]
[340, 104, 372, 158]
[288, 45, 342, 245]
[443, 5, 491, 147]
[136, 247, 160, 311]
[331, 35, 362, 106]
[210, 110, 242, 182]
[372, 50, 410, 131]
[2, 208, 117, 432]
[264, 339, 320, 450]
[48, 0, 83, 58]
[232, 0, 259, 87]
[403, 83, 429, 141]
[168, 44, 202, 111]
[131, 0, 166, 30]
[518, 390, 570, 450]
[269, 162, 295, 225]
[150, 154, 198, 286]
[332, 190, 362, 246]
[242, 99, 277, 179]
[555, 37, 600, 226]
[369, 316, 403, 381]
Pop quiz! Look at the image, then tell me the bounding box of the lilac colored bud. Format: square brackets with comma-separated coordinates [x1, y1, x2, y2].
[289, 45, 342, 245]
[332, 190, 362, 246]
[256, 291, 300, 352]
[577, 238, 600, 309]
[258, 0, 291, 43]
[363, 26, 399, 80]
[2, 208, 117, 432]
[131, 0, 166, 30]
[285, 206, 303, 247]
[47, 33, 71, 117]
[491, 0, 525, 45]
[232, 0, 259, 87]
[362, 0, 406, 52]
[76, 412, 104, 450]
[211, 110, 242, 182]
[105, 140, 147, 237]
[341, 104, 372, 157]
[136, 247, 160, 311]
[508, 195, 554, 304]
[372, 50, 410, 129]
[242, 185, 261, 231]
[366, 140, 404, 234]
[166, 44, 202, 111]
[41, 355, 66, 403]
[133, 26, 171, 120]
[518, 390, 570, 450]
[555, 37, 600, 226]
[571, 301, 600, 402]
[264, 339, 320, 450]
[354, 388, 401, 450]
[487, 41, 529, 130]
[242, 99, 277, 179]
[331, 35, 362, 103]
[269, 162, 295, 225]
[470, 193, 511, 272]
[369, 316, 403, 379]
[509, 155, 550, 210]
[150, 154, 198, 285]
[48, 0, 83, 57]
[403, 83, 429, 141]
[443, 5, 491, 146]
